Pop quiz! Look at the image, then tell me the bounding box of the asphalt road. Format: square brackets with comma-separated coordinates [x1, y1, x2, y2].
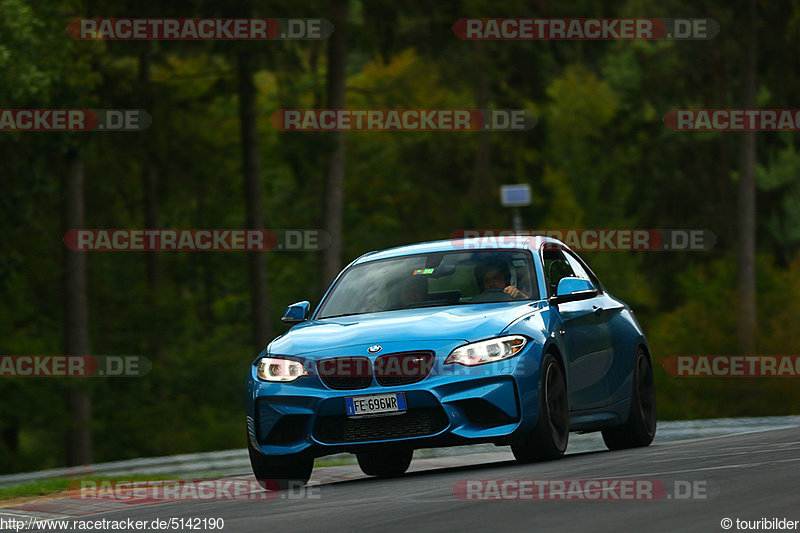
[3, 426, 799, 533]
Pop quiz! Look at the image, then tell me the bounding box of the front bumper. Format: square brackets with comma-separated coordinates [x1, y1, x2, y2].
[246, 342, 543, 457]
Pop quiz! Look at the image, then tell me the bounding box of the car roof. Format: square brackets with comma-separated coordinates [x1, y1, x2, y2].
[351, 235, 567, 265]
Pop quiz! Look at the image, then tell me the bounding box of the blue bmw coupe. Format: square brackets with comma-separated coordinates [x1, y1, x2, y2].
[246, 236, 656, 487]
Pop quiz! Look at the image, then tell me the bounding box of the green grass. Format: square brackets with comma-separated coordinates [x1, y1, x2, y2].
[0, 478, 74, 501]
[0, 461, 360, 501]
[0, 475, 205, 502]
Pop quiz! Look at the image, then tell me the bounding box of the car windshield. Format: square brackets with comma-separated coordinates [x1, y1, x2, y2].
[316, 250, 538, 319]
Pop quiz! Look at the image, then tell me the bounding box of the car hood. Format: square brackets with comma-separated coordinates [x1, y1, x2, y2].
[267, 302, 540, 356]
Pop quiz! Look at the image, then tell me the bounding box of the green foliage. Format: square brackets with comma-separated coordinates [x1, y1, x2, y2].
[757, 137, 800, 248]
[649, 253, 800, 419]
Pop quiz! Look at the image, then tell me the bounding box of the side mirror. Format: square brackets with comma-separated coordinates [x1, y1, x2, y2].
[281, 301, 310, 324]
[549, 277, 598, 305]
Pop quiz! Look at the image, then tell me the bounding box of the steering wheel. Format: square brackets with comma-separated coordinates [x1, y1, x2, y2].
[480, 287, 513, 301]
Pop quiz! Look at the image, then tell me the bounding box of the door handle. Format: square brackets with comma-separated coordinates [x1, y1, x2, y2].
[593, 305, 604, 316]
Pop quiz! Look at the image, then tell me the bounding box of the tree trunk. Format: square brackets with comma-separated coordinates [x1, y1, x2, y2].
[472, 41, 492, 213]
[139, 42, 162, 292]
[737, 0, 757, 355]
[63, 148, 93, 466]
[2, 420, 19, 453]
[712, 49, 734, 247]
[238, 51, 270, 350]
[320, 0, 349, 289]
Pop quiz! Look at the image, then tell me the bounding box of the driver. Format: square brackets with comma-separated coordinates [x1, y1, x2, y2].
[474, 259, 529, 300]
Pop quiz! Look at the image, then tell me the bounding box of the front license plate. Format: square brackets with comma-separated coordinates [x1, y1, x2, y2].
[345, 392, 407, 417]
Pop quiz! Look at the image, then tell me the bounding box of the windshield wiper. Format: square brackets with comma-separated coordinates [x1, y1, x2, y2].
[409, 301, 457, 308]
[318, 312, 366, 319]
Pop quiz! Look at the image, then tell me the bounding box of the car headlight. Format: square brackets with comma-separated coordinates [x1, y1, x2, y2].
[444, 335, 527, 366]
[256, 357, 309, 382]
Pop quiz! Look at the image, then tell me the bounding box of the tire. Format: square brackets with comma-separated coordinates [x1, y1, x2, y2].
[602, 347, 657, 450]
[248, 442, 313, 490]
[512, 352, 569, 463]
[357, 447, 413, 478]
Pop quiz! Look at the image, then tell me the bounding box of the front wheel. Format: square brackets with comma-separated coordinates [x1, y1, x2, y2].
[248, 442, 313, 490]
[512, 352, 569, 463]
[602, 347, 657, 450]
[357, 447, 413, 478]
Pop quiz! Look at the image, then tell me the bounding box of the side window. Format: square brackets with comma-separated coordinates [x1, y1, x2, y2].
[542, 249, 575, 296]
[511, 257, 538, 300]
[563, 252, 598, 290]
